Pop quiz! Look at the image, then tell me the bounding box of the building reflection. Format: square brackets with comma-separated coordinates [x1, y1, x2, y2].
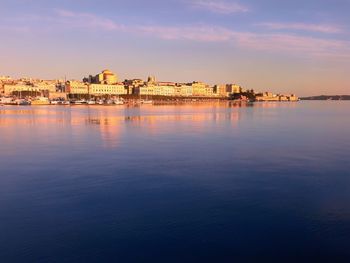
[0, 102, 262, 149]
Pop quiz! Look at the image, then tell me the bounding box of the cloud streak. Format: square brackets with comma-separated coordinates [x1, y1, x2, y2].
[55, 9, 124, 31]
[190, 0, 249, 14]
[258, 22, 342, 34]
[5, 9, 349, 60]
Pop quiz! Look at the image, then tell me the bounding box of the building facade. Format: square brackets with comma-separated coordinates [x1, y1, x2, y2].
[89, 84, 127, 95]
[85, 70, 118, 85]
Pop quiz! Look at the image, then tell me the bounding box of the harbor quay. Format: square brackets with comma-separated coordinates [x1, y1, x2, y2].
[0, 70, 299, 105]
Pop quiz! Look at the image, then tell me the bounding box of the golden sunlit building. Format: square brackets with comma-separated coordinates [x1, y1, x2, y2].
[85, 69, 118, 85]
[153, 85, 175, 96]
[138, 83, 176, 96]
[4, 84, 41, 95]
[89, 84, 127, 95]
[124, 79, 145, 95]
[191, 82, 215, 97]
[66, 81, 89, 94]
[255, 92, 299, 101]
[226, 84, 242, 94]
[214, 84, 228, 97]
[175, 84, 193, 97]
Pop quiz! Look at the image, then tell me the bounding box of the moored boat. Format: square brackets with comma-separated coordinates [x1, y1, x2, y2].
[113, 98, 124, 105]
[141, 99, 153, 104]
[15, 99, 30, 105]
[72, 99, 87, 105]
[0, 97, 16, 105]
[31, 97, 50, 105]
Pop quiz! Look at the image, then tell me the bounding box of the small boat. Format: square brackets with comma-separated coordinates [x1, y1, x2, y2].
[106, 99, 114, 105]
[113, 99, 124, 105]
[15, 99, 30, 105]
[50, 100, 60, 105]
[0, 97, 16, 105]
[141, 99, 153, 104]
[73, 99, 87, 105]
[87, 100, 96, 105]
[31, 97, 50, 105]
[51, 98, 69, 105]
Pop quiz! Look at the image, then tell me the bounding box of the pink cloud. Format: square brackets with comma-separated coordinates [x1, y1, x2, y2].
[54, 9, 234, 42]
[191, 0, 249, 14]
[55, 9, 124, 31]
[233, 32, 350, 58]
[136, 25, 234, 42]
[258, 22, 342, 34]
[49, 9, 350, 60]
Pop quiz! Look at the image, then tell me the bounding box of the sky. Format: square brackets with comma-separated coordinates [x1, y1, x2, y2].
[1, 0, 350, 96]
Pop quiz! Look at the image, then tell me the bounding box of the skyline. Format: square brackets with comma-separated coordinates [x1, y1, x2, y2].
[1, 0, 350, 96]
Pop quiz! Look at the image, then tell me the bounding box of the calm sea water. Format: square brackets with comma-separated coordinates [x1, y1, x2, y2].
[0, 101, 350, 262]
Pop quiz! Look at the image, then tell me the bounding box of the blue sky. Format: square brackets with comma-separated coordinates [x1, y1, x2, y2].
[1, 0, 350, 95]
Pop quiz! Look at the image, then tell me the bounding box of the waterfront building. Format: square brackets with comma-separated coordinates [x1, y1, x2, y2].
[255, 92, 299, 102]
[35, 82, 57, 93]
[154, 84, 176, 96]
[138, 81, 197, 97]
[255, 92, 280, 101]
[89, 84, 127, 96]
[0, 74, 299, 101]
[138, 85, 155, 96]
[4, 84, 42, 96]
[226, 84, 242, 94]
[190, 82, 215, 97]
[147, 76, 156, 84]
[177, 84, 193, 97]
[124, 79, 146, 95]
[175, 84, 193, 97]
[214, 84, 229, 97]
[66, 81, 89, 94]
[85, 69, 118, 85]
[0, 76, 12, 81]
[288, 94, 299, 101]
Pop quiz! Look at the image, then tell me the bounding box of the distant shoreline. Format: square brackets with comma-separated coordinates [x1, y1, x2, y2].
[301, 95, 350, 101]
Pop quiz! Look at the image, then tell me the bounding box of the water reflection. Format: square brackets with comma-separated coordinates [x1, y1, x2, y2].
[0, 102, 301, 150]
[1, 101, 350, 262]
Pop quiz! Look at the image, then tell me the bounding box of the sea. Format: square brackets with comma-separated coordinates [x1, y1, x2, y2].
[0, 101, 349, 262]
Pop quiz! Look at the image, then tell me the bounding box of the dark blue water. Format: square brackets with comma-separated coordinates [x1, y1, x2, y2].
[1, 102, 350, 262]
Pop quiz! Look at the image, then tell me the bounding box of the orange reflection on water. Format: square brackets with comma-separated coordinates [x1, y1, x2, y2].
[0, 103, 250, 149]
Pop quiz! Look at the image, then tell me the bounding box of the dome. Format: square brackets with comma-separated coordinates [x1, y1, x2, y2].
[102, 69, 114, 75]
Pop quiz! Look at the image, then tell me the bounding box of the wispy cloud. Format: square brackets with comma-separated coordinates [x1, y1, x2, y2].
[55, 9, 124, 31]
[233, 32, 350, 59]
[258, 22, 342, 34]
[53, 10, 350, 59]
[5, 9, 348, 60]
[190, 0, 249, 14]
[54, 9, 234, 42]
[136, 25, 234, 42]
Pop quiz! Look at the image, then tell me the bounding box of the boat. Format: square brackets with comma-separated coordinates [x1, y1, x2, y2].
[106, 99, 114, 105]
[50, 100, 61, 105]
[113, 98, 124, 105]
[31, 97, 50, 105]
[0, 97, 16, 105]
[141, 99, 153, 104]
[87, 100, 96, 105]
[15, 99, 30, 105]
[72, 99, 87, 105]
[50, 98, 69, 105]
